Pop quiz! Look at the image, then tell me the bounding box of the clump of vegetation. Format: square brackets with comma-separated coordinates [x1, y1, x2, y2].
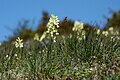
[0, 12, 120, 80]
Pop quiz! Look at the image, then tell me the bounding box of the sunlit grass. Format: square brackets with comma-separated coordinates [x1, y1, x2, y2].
[0, 15, 120, 80]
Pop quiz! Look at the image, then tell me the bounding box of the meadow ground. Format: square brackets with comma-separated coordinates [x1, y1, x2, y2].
[0, 15, 120, 80]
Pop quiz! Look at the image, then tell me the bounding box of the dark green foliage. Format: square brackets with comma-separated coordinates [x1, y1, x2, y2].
[105, 10, 120, 30]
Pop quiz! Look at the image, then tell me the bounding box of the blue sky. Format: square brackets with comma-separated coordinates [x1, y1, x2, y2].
[0, 0, 120, 42]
